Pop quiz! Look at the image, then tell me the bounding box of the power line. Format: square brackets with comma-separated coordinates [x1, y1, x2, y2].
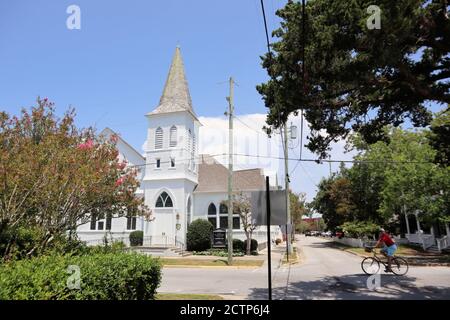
[212, 153, 438, 165]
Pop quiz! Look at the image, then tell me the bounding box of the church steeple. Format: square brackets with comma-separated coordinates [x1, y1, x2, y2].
[149, 46, 197, 119]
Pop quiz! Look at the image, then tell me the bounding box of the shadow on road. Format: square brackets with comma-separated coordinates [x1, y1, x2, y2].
[248, 273, 450, 300]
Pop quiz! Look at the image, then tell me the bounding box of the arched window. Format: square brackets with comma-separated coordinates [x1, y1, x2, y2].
[219, 203, 228, 214]
[169, 126, 177, 147]
[208, 203, 217, 228]
[208, 203, 217, 215]
[155, 127, 163, 149]
[155, 191, 173, 207]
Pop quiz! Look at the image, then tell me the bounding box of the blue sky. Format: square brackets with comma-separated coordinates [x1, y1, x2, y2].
[0, 1, 446, 201]
[0, 0, 283, 122]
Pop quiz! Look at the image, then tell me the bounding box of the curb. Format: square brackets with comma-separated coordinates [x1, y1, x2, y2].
[162, 265, 262, 269]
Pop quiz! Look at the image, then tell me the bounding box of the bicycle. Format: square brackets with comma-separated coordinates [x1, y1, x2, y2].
[361, 246, 409, 276]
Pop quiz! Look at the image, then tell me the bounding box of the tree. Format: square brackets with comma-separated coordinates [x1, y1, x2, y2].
[427, 108, 450, 166]
[290, 190, 308, 233]
[257, 0, 449, 159]
[311, 174, 356, 231]
[377, 128, 450, 225]
[0, 98, 150, 259]
[313, 126, 449, 234]
[224, 194, 257, 255]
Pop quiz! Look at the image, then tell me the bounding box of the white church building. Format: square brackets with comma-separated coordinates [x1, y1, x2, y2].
[76, 47, 280, 249]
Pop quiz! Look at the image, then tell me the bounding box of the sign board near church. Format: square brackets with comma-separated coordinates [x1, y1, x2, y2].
[212, 228, 227, 248]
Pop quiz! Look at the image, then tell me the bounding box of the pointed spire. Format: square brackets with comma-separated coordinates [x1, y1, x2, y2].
[149, 46, 197, 118]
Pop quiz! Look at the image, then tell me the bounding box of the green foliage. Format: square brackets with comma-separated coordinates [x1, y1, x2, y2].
[244, 239, 258, 252]
[257, 0, 448, 158]
[290, 191, 308, 228]
[427, 109, 450, 166]
[230, 239, 245, 252]
[0, 98, 152, 258]
[341, 221, 380, 238]
[186, 219, 213, 251]
[129, 231, 143, 247]
[312, 126, 449, 231]
[0, 252, 161, 300]
[192, 250, 245, 257]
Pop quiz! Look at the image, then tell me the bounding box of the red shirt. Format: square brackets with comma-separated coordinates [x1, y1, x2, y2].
[379, 232, 395, 246]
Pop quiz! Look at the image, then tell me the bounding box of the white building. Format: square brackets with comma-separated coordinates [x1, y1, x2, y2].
[76, 47, 280, 249]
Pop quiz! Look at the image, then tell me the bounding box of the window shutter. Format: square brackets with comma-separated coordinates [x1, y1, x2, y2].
[169, 126, 177, 147]
[155, 127, 163, 149]
[90, 214, 96, 230]
[106, 213, 112, 230]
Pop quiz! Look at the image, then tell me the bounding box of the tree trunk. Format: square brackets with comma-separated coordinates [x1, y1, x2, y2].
[246, 231, 251, 256]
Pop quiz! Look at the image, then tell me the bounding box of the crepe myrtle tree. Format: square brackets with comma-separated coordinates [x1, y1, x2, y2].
[0, 98, 151, 258]
[222, 193, 257, 255]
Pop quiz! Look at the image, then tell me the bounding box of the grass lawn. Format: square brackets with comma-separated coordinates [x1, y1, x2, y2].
[156, 293, 224, 300]
[159, 258, 264, 267]
[281, 252, 299, 264]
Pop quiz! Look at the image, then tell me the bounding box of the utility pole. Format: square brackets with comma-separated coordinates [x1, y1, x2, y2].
[283, 123, 292, 255]
[227, 77, 234, 266]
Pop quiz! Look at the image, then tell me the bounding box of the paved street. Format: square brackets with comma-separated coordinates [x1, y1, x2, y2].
[159, 236, 450, 299]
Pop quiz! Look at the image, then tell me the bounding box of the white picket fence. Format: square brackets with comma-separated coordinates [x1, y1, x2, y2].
[333, 237, 365, 248]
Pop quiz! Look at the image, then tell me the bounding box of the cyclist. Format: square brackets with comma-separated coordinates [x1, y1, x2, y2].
[375, 228, 397, 272]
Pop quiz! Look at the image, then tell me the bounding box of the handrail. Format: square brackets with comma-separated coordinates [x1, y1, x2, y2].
[437, 235, 449, 252]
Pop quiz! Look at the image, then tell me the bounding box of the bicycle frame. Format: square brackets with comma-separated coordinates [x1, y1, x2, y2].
[372, 249, 395, 268]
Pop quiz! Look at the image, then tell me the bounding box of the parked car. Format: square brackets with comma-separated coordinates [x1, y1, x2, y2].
[335, 231, 344, 239]
[322, 231, 332, 237]
[305, 231, 312, 237]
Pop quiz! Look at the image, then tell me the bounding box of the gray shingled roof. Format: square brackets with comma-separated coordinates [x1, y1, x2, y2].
[194, 154, 265, 193]
[148, 46, 198, 120]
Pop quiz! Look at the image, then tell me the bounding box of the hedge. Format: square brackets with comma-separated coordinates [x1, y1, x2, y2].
[129, 230, 144, 246]
[0, 252, 161, 300]
[186, 219, 213, 251]
[244, 239, 258, 252]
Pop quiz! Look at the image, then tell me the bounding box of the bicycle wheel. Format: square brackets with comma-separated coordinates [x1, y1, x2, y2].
[361, 257, 380, 275]
[391, 257, 409, 276]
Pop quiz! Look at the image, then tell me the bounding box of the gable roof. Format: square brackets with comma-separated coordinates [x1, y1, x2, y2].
[99, 127, 145, 162]
[147, 46, 198, 121]
[194, 154, 265, 193]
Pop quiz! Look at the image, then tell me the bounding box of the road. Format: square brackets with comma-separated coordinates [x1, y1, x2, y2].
[159, 236, 450, 299]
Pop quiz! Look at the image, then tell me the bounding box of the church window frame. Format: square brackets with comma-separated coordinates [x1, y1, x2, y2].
[155, 127, 163, 149]
[169, 126, 177, 147]
[207, 203, 217, 229]
[156, 191, 173, 208]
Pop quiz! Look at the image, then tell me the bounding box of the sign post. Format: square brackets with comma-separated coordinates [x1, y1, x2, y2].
[265, 176, 272, 301]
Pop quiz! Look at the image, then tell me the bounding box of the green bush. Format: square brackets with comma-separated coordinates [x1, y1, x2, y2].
[341, 221, 380, 238]
[186, 219, 213, 251]
[244, 239, 258, 252]
[226, 239, 244, 252]
[0, 252, 161, 300]
[0, 226, 44, 260]
[129, 231, 143, 246]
